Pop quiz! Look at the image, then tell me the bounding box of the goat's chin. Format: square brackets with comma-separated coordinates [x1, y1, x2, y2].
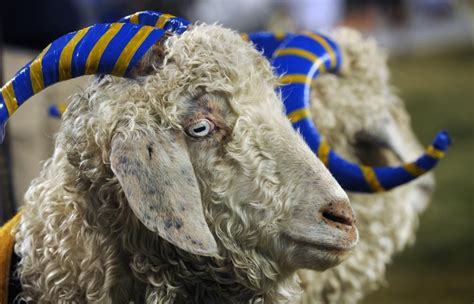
[282, 234, 356, 271]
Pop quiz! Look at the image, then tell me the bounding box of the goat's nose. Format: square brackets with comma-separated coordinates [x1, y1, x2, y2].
[320, 199, 355, 228]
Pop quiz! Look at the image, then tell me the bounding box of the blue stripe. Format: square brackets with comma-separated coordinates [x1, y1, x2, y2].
[274, 55, 321, 77]
[375, 167, 413, 190]
[164, 17, 190, 34]
[124, 28, 166, 76]
[42, 32, 76, 88]
[48, 104, 62, 118]
[414, 155, 439, 171]
[118, 15, 132, 23]
[328, 152, 372, 192]
[139, 12, 160, 27]
[72, 24, 110, 77]
[0, 95, 9, 122]
[97, 24, 140, 75]
[11, 65, 34, 106]
[249, 32, 286, 60]
[0, 95, 6, 141]
[280, 84, 307, 113]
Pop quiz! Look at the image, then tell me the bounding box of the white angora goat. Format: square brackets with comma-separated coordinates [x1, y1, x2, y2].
[298, 28, 436, 303]
[4, 23, 358, 303]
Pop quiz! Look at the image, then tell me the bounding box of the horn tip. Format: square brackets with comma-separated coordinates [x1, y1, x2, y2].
[433, 130, 451, 150]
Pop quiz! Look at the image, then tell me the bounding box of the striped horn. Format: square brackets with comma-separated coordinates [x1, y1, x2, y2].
[269, 32, 450, 192]
[47, 11, 191, 120]
[0, 22, 175, 142]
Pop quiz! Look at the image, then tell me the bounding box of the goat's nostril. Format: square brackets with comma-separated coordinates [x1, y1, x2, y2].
[322, 211, 353, 226]
[320, 200, 355, 227]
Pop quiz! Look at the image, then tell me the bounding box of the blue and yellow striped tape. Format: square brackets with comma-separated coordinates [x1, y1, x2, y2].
[0, 22, 171, 142]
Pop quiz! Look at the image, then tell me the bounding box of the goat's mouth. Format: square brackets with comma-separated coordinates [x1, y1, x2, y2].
[283, 232, 357, 254]
[282, 231, 358, 270]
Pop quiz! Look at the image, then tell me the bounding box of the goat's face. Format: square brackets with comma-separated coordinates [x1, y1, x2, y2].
[100, 24, 358, 274]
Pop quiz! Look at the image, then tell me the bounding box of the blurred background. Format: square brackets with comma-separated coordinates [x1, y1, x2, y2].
[0, 0, 472, 302]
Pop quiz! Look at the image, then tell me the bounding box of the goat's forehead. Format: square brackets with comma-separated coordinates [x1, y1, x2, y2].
[165, 24, 276, 89]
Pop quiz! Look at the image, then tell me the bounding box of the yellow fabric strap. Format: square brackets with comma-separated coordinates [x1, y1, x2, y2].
[360, 166, 385, 192]
[1, 81, 18, 116]
[403, 163, 426, 177]
[85, 23, 124, 75]
[30, 44, 51, 94]
[240, 33, 249, 41]
[280, 74, 311, 85]
[0, 212, 22, 304]
[426, 145, 445, 159]
[155, 13, 175, 29]
[287, 108, 311, 124]
[274, 31, 286, 41]
[302, 31, 336, 69]
[112, 26, 155, 77]
[130, 12, 140, 24]
[58, 102, 68, 115]
[317, 141, 330, 166]
[59, 27, 91, 81]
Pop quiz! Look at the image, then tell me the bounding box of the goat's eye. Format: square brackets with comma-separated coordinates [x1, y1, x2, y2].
[186, 119, 214, 138]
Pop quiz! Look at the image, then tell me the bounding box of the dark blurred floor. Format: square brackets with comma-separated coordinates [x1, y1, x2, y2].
[365, 47, 474, 303]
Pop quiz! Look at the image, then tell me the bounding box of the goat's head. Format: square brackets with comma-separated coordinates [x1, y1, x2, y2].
[106, 24, 357, 272]
[0, 16, 357, 275]
[310, 28, 437, 212]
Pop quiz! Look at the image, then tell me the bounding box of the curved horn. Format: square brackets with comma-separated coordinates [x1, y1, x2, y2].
[270, 32, 450, 192]
[0, 23, 170, 142]
[47, 11, 191, 120]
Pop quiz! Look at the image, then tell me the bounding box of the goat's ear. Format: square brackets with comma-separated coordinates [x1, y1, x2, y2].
[110, 130, 218, 257]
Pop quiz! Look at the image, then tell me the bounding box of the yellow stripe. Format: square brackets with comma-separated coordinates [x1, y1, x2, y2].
[130, 12, 140, 24]
[111, 26, 155, 77]
[287, 108, 311, 123]
[317, 141, 331, 166]
[303, 31, 336, 69]
[403, 163, 426, 177]
[85, 23, 124, 75]
[280, 74, 311, 85]
[59, 27, 90, 81]
[275, 48, 316, 62]
[0, 211, 23, 304]
[58, 102, 67, 115]
[240, 33, 249, 41]
[155, 13, 175, 29]
[361, 166, 385, 192]
[30, 44, 51, 94]
[1, 81, 18, 116]
[274, 31, 286, 41]
[426, 145, 445, 159]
